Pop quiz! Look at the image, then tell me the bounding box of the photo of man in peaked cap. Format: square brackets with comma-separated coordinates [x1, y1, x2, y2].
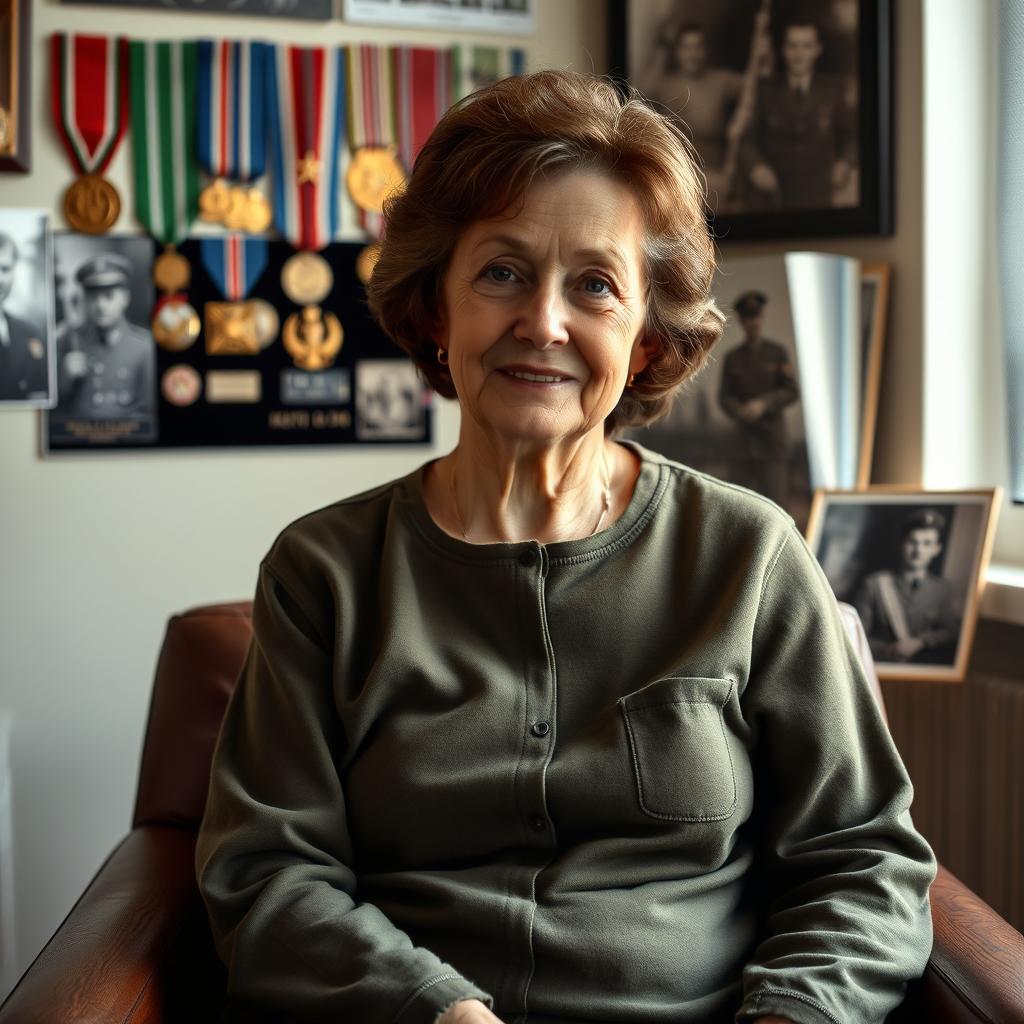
[0, 217, 54, 405]
[854, 508, 962, 666]
[48, 237, 157, 446]
[717, 289, 800, 508]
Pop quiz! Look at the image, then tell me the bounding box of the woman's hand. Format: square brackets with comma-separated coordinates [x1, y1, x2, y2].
[436, 998, 505, 1023]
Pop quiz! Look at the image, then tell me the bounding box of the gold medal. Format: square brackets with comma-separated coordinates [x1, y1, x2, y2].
[63, 173, 121, 235]
[355, 243, 381, 285]
[153, 246, 192, 294]
[152, 298, 201, 351]
[199, 179, 233, 223]
[222, 187, 251, 232]
[280, 251, 333, 306]
[282, 306, 343, 371]
[205, 301, 261, 355]
[242, 189, 273, 234]
[248, 298, 280, 349]
[346, 146, 406, 215]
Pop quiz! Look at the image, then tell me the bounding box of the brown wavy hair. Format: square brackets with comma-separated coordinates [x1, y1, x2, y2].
[364, 68, 724, 435]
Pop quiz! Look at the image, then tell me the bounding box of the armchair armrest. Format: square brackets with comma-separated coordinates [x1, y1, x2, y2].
[914, 864, 1024, 1022]
[0, 825, 224, 1024]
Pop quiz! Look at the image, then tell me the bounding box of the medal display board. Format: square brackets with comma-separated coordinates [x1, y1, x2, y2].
[45, 238, 432, 451]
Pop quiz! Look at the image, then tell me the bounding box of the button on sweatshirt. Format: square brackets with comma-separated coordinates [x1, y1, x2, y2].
[195, 439, 936, 1024]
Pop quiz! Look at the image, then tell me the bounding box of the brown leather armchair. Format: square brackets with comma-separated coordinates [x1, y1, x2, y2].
[1, 600, 1022, 1024]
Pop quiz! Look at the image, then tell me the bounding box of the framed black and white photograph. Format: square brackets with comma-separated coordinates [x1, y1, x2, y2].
[0, 208, 55, 406]
[0, 0, 31, 173]
[806, 487, 1002, 682]
[609, 0, 893, 239]
[626, 255, 813, 529]
[343, 0, 534, 35]
[60, 0, 332, 18]
[355, 359, 428, 441]
[44, 233, 157, 450]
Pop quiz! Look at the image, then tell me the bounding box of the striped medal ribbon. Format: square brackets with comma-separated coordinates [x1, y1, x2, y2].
[130, 40, 201, 349]
[51, 33, 130, 234]
[345, 44, 405, 241]
[199, 236, 277, 354]
[196, 40, 272, 233]
[393, 46, 454, 177]
[452, 45, 527, 101]
[267, 44, 346, 252]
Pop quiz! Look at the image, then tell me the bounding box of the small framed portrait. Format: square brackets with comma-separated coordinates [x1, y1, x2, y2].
[60, 0, 332, 18]
[343, 0, 534, 34]
[609, 0, 893, 239]
[44, 233, 157, 450]
[0, 0, 31, 172]
[355, 359, 428, 441]
[806, 487, 1002, 682]
[0, 208, 55, 406]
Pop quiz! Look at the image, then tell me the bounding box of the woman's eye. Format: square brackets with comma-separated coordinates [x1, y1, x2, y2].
[583, 276, 613, 297]
[483, 265, 517, 283]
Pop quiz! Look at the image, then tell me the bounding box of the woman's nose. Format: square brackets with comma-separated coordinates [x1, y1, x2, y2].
[513, 280, 570, 348]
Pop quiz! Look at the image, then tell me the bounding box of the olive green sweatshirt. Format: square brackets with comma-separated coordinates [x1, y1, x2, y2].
[195, 439, 936, 1024]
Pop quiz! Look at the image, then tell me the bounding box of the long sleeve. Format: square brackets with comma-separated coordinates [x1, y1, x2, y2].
[194, 553, 494, 1024]
[735, 526, 937, 1024]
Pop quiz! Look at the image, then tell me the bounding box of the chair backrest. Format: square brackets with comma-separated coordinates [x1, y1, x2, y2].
[132, 601, 253, 830]
[130, 599, 887, 831]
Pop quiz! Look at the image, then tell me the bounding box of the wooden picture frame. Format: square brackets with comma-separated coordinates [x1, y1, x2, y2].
[857, 262, 891, 486]
[806, 487, 1002, 683]
[609, 0, 894, 240]
[0, 0, 31, 173]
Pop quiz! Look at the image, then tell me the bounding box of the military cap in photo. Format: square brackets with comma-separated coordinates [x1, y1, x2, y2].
[733, 290, 768, 317]
[76, 254, 132, 290]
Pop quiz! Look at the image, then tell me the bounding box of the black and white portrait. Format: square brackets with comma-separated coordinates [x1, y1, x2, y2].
[355, 359, 427, 440]
[46, 233, 158, 449]
[0, 208, 55, 406]
[630, 0, 859, 215]
[626, 256, 812, 529]
[61, 0, 332, 19]
[806, 490, 1000, 682]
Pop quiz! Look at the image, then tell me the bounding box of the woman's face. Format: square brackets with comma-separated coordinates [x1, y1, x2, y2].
[433, 168, 655, 447]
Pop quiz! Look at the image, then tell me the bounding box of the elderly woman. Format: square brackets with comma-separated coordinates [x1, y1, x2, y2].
[195, 70, 936, 1024]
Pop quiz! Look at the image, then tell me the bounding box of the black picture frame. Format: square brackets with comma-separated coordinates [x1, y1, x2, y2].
[0, 0, 31, 174]
[608, 0, 894, 240]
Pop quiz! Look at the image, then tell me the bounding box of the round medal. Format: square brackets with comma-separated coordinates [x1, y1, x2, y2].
[153, 247, 192, 294]
[248, 298, 280, 349]
[161, 364, 202, 406]
[199, 179, 232, 223]
[280, 251, 333, 306]
[63, 174, 121, 235]
[346, 147, 406, 215]
[223, 187, 250, 232]
[242, 189, 273, 234]
[152, 298, 201, 351]
[355, 243, 381, 285]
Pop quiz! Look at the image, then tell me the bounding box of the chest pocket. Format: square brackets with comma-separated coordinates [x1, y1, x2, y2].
[618, 676, 737, 822]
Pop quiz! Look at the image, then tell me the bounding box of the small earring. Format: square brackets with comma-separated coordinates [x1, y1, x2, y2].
[626, 372, 636, 388]
[437, 346, 449, 366]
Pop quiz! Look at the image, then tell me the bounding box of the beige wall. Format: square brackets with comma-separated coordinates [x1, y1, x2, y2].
[0, 0, 604, 998]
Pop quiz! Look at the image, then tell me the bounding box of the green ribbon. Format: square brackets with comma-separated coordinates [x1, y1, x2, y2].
[129, 40, 199, 246]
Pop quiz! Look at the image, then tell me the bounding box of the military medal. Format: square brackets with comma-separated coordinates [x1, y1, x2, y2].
[355, 242, 380, 285]
[161, 364, 202, 406]
[200, 236, 273, 354]
[280, 251, 333, 306]
[52, 34, 130, 235]
[130, 40, 202, 340]
[268, 44, 346, 251]
[197, 40, 272, 233]
[283, 307, 344, 372]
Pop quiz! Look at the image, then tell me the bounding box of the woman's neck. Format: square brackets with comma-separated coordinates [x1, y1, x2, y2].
[435, 430, 630, 545]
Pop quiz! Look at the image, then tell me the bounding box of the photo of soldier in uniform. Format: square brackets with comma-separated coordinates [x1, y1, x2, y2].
[0, 209, 55, 406]
[806, 489, 1001, 682]
[46, 234, 157, 448]
[626, 0, 862, 218]
[625, 257, 812, 529]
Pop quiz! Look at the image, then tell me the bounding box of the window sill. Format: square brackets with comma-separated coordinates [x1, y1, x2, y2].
[981, 563, 1024, 626]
